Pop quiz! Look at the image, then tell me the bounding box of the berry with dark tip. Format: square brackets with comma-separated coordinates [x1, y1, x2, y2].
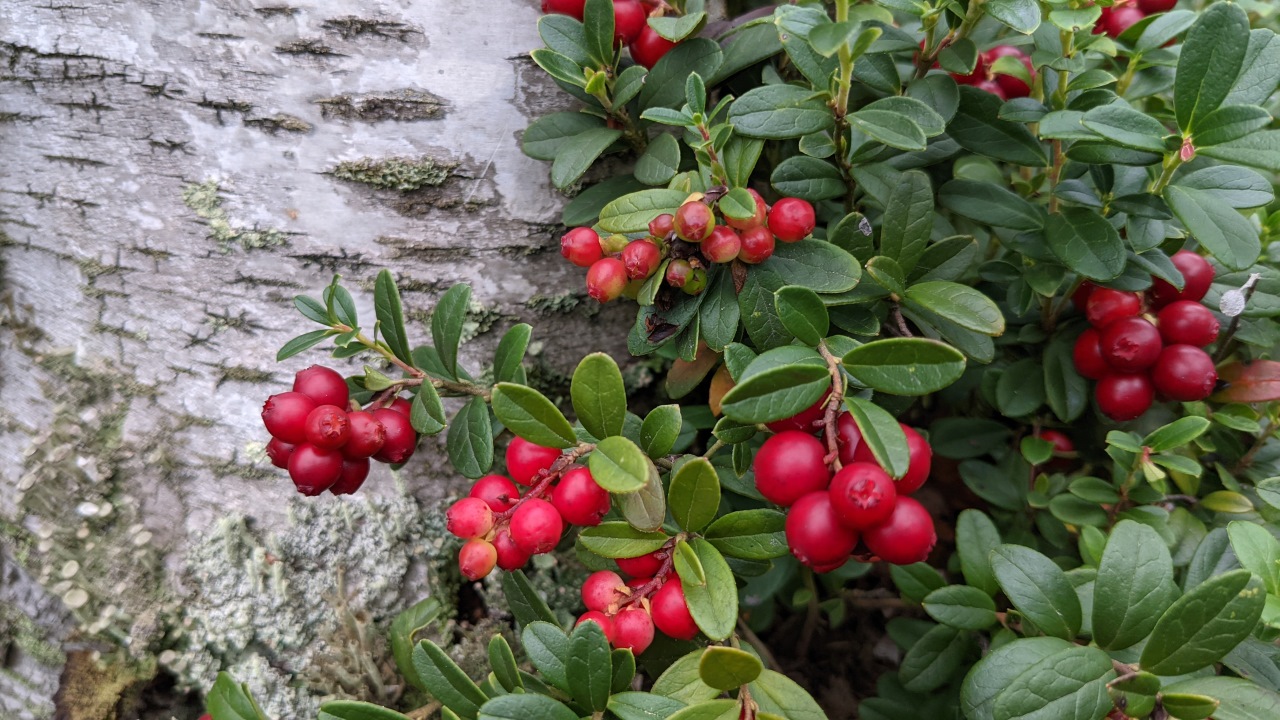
[459, 539, 497, 581]
[304, 405, 350, 450]
[786, 492, 858, 570]
[828, 462, 897, 531]
[1099, 317, 1163, 372]
[266, 438, 294, 469]
[621, 239, 663, 280]
[288, 444, 343, 495]
[372, 408, 417, 464]
[330, 459, 370, 495]
[343, 411, 386, 459]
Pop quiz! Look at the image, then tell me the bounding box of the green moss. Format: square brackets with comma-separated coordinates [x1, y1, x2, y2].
[330, 157, 455, 192]
[182, 180, 291, 253]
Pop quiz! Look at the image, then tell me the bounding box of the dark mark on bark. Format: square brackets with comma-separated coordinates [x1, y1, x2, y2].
[315, 89, 447, 122]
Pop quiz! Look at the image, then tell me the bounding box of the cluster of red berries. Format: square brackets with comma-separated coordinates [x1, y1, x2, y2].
[752, 402, 938, 571]
[564, 192, 816, 303]
[1095, 0, 1178, 39]
[946, 44, 1035, 101]
[446, 437, 613, 581]
[541, 0, 679, 69]
[261, 366, 419, 496]
[573, 552, 697, 655]
[1072, 250, 1220, 421]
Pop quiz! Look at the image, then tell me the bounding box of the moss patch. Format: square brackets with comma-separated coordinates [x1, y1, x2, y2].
[182, 181, 291, 253]
[330, 157, 455, 192]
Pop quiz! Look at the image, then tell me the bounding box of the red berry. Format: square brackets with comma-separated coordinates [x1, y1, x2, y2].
[1096, 373, 1155, 421]
[629, 25, 676, 69]
[447, 497, 495, 539]
[576, 611, 615, 642]
[765, 393, 828, 433]
[266, 437, 294, 469]
[459, 539, 498, 581]
[612, 608, 655, 654]
[738, 226, 775, 264]
[786, 492, 858, 569]
[665, 258, 694, 288]
[853, 424, 932, 495]
[753, 431, 831, 507]
[949, 52, 988, 85]
[1157, 300, 1220, 346]
[288, 444, 343, 495]
[509, 499, 564, 554]
[767, 198, 815, 243]
[1152, 345, 1218, 401]
[552, 466, 611, 526]
[293, 365, 350, 408]
[506, 437, 562, 486]
[702, 226, 743, 263]
[1099, 317, 1163, 372]
[343, 411, 386, 459]
[561, 227, 604, 268]
[835, 411, 863, 465]
[1073, 328, 1113, 380]
[985, 45, 1034, 99]
[725, 188, 768, 231]
[1138, 0, 1176, 12]
[829, 462, 897, 531]
[542, 0, 585, 19]
[304, 405, 351, 450]
[1072, 281, 1098, 312]
[1037, 429, 1075, 456]
[973, 79, 1008, 100]
[674, 202, 715, 242]
[330, 458, 370, 495]
[1100, 5, 1144, 37]
[372, 408, 417, 464]
[582, 570, 626, 612]
[493, 528, 532, 571]
[616, 551, 664, 578]
[863, 497, 936, 565]
[587, 258, 629, 303]
[651, 577, 699, 640]
[262, 392, 318, 444]
[1150, 251, 1215, 308]
[470, 474, 521, 512]
[621, 239, 663, 280]
[612, 0, 646, 45]
[386, 397, 413, 418]
[648, 213, 675, 239]
[1086, 288, 1142, 328]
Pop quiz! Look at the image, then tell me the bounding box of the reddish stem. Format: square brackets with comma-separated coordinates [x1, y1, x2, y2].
[620, 537, 679, 608]
[817, 341, 846, 472]
[493, 443, 595, 524]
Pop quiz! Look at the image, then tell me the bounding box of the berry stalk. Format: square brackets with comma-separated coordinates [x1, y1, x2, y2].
[817, 340, 847, 473]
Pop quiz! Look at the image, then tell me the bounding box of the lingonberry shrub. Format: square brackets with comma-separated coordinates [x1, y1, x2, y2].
[218, 1, 1280, 718]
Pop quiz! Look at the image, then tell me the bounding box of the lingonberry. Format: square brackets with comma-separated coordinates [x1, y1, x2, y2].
[1150, 250, 1215, 307]
[1157, 300, 1220, 347]
[621, 239, 663, 280]
[973, 79, 1008, 100]
[1098, 5, 1144, 37]
[682, 267, 707, 295]
[725, 188, 768, 231]
[262, 392, 318, 444]
[469, 474, 521, 512]
[459, 539, 498, 581]
[587, 258, 629, 303]
[1073, 328, 1113, 380]
[542, 0, 585, 20]
[737, 226, 775, 264]
[1037, 429, 1075, 457]
[629, 25, 677, 69]
[506, 437, 562, 486]
[1099, 317, 1163, 372]
[266, 437, 294, 469]
[768, 198, 815, 242]
[702, 226, 743, 263]
[786, 492, 858, 569]
[949, 52, 987, 85]
[985, 45, 1034, 99]
[829, 462, 897, 531]
[509, 498, 564, 554]
[576, 611, 615, 642]
[1138, 0, 1176, 12]
[330, 458, 370, 495]
[1152, 344, 1218, 401]
[651, 577, 699, 640]
[387, 397, 412, 418]
[447, 497, 495, 539]
[612, 0, 646, 45]
[853, 423, 932, 495]
[293, 365, 350, 408]
[582, 570, 627, 612]
[304, 405, 351, 450]
[612, 607, 655, 654]
[616, 550, 664, 578]
[665, 258, 694, 288]
[493, 527, 533, 571]
[835, 411, 863, 465]
[674, 201, 715, 242]
[552, 466, 611, 526]
[372, 408, 417, 464]
[288, 444, 343, 495]
[753, 431, 831, 507]
[1086, 288, 1142, 328]
[765, 393, 827, 433]
[1095, 373, 1155, 421]
[1072, 281, 1097, 312]
[863, 497, 936, 565]
[343, 410, 386, 459]
[561, 227, 604, 268]
[648, 213, 675, 239]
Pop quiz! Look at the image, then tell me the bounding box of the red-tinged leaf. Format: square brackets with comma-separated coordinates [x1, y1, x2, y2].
[666, 343, 721, 399]
[1213, 361, 1280, 403]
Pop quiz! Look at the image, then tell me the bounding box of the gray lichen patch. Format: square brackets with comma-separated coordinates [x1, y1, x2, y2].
[244, 113, 313, 134]
[181, 180, 292, 253]
[330, 156, 455, 193]
[316, 89, 447, 123]
[320, 16, 422, 42]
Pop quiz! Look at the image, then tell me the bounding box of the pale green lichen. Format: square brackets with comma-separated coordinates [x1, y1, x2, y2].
[182, 180, 291, 253]
[330, 157, 454, 192]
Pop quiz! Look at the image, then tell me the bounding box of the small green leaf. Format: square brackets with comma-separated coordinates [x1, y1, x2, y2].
[494, 323, 532, 384]
[986, 0, 1040, 34]
[680, 538, 738, 640]
[674, 539, 706, 586]
[841, 338, 967, 396]
[477, 694, 578, 720]
[903, 281, 1004, 336]
[640, 404, 682, 458]
[1080, 105, 1169, 153]
[770, 155, 845, 202]
[571, 353, 627, 439]
[277, 329, 331, 361]
[849, 109, 927, 151]
[1092, 520, 1178, 651]
[845, 396, 910, 479]
[568, 619, 612, 711]
[318, 701, 413, 720]
[523, 112, 606, 161]
[991, 645, 1115, 720]
[1175, 2, 1251, 132]
[522, 622, 571, 692]
[374, 270, 414, 366]
[652, 650, 721, 704]
[774, 286, 829, 346]
[924, 585, 998, 630]
[487, 635, 521, 693]
[729, 84, 835, 140]
[990, 544, 1082, 640]
[703, 509, 788, 560]
[719, 364, 829, 424]
[900, 624, 974, 693]
[956, 510, 1002, 596]
[1227, 521, 1280, 595]
[491, 383, 576, 449]
[294, 295, 331, 325]
[699, 646, 763, 690]
[500, 570, 560, 629]
[1139, 569, 1266, 675]
[579, 522, 669, 558]
[961, 637, 1074, 720]
[608, 693, 689, 720]
[589, 436, 655, 493]
[748, 669, 827, 720]
[765, 239, 862, 293]
[412, 640, 489, 720]
[649, 12, 707, 42]
[635, 133, 682, 186]
[1201, 490, 1254, 514]
[1160, 693, 1219, 720]
[619, 463, 667, 532]
[1164, 677, 1280, 720]
[669, 457, 721, 533]
[879, 170, 935, 273]
[599, 188, 689, 233]
[1144, 417, 1211, 452]
[447, 396, 494, 479]
[1045, 207, 1126, 281]
[431, 284, 471, 380]
[938, 179, 1044, 230]
[390, 597, 443, 692]
[552, 127, 623, 189]
[207, 672, 268, 720]
[410, 384, 447, 435]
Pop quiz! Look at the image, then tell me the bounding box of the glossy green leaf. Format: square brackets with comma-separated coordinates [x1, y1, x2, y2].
[1175, 2, 1251, 132]
[491, 382, 576, 449]
[680, 538, 738, 640]
[719, 363, 829, 424]
[1227, 521, 1280, 595]
[410, 383, 446, 435]
[412, 640, 489, 719]
[669, 457, 721, 533]
[431, 284, 471, 379]
[842, 338, 967, 396]
[494, 323, 531, 384]
[551, 127, 622, 189]
[207, 672, 268, 720]
[1139, 569, 1266, 675]
[608, 693, 689, 720]
[447, 396, 494, 479]
[764, 239, 862, 293]
[568, 619, 612, 711]
[522, 622, 571, 692]
[991, 645, 1115, 720]
[699, 646, 763, 690]
[960, 637, 1074, 720]
[704, 509, 788, 560]
[770, 155, 845, 202]
[640, 404, 682, 458]
[956, 510, 1001, 596]
[1194, 105, 1274, 147]
[500, 570, 560, 629]
[373, 270, 414, 366]
[635, 133, 681, 186]
[845, 396, 910, 479]
[900, 624, 974, 693]
[986, 0, 1040, 34]
[639, 39, 723, 110]
[571, 353, 626, 439]
[729, 84, 835, 140]
[318, 702, 412, 720]
[904, 281, 1004, 336]
[599, 189, 690, 233]
[1092, 520, 1178, 651]
[748, 670, 827, 720]
[523, 112, 606, 160]
[277, 329, 331, 361]
[774, 285, 829, 346]
[923, 585, 998, 630]
[618, 462, 667, 532]
[579, 521, 669, 558]
[651, 649, 721, 704]
[938, 179, 1043, 230]
[477, 694, 577, 720]
[1164, 677, 1280, 720]
[1081, 105, 1169, 153]
[1045, 207, 1126, 281]
[879, 170, 934, 273]
[487, 635, 521, 693]
[950, 87, 1049, 166]
[390, 597, 443, 691]
[1164, 185, 1261, 271]
[990, 544, 1082, 640]
[849, 109, 927, 151]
